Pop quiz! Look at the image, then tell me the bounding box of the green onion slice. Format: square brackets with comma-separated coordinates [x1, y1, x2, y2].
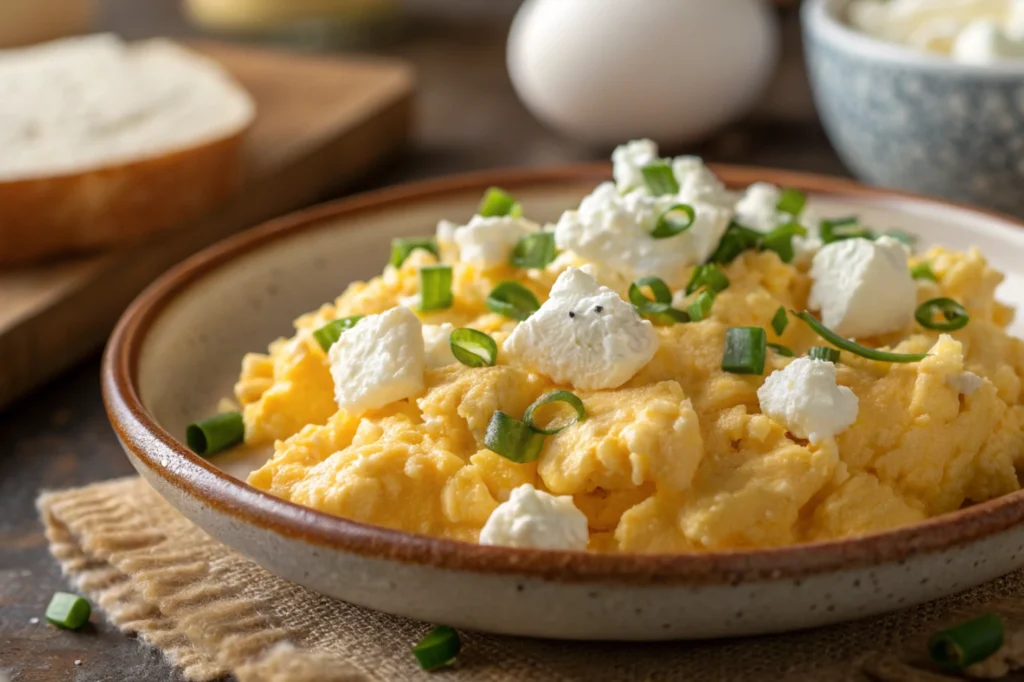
[313, 315, 364, 352]
[523, 390, 587, 435]
[686, 264, 730, 295]
[722, 327, 767, 375]
[767, 342, 795, 357]
[186, 412, 244, 457]
[910, 262, 938, 282]
[450, 328, 497, 367]
[484, 411, 546, 463]
[651, 204, 697, 239]
[390, 237, 439, 268]
[419, 265, 454, 312]
[928, 614, 1004, 670]
[809, 346, 840, 363]
[915, 298, 969, 332]
[641, 162, 680, 196]
[884, 230, 918, 247]
[820, 216, 873, 244]
[771, 307, 789, 336]
[794, 311, 928, 363]
[628, 277, 688, 325]
[688, 290, 715, 321]
[777, 188, 807, 217]
[479, 187, 522, 217]
[486, 281, 540, 321]
[761, 222, 809, 263]
[412, 626, 462, 671]
[511, 232, 556, 269]
[708, 221, 762, 264]
[45, 592, 91, 630]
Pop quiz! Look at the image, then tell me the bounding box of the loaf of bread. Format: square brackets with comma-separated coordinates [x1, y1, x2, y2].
[0, 34, 256, 264]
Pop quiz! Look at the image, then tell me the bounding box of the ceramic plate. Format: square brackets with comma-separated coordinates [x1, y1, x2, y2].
[103, 165, 1024, 640]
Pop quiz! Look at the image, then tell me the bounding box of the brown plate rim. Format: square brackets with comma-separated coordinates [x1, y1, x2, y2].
[103, 162, 1024, 586]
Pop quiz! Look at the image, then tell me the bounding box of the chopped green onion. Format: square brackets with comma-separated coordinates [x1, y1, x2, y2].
[686, 264, 730, 295]
[523, 390, 587, 435]
[809, 346, 840, 363]
[777, 188, 807, 217]
[479, 187, 522, 217]
[928, 614, 1004, 670]
[484, 411, 546, 463]
[412, 626, 462, 671]
[793, 311, 928, 363]
[186, 412, 244, 457]
[915, 298, 969, 332]
[390, 237, 439, 268]
[312, 315, 363, 352]
[628, 277, 688, 325]
[820, 217, 872, 244]
[767, 342, 795, 357]
[910, 262, 938, 282]
[708, 221, 762, 264]
[688, 290, 715, 321]
[884, 230, 918, 247]
[722, 327, 767, 375]
[650, 204, 697, 239]
[449, 328, 497, 367]
[486, 281, 540, 321]
[761, 222, 809, 263]
[641, 162, 680, 196]
[45, 592, 91, 630]
[511, 232, 556, 269]
[771, 307, 789, 336]
[419, 266, 454, 312]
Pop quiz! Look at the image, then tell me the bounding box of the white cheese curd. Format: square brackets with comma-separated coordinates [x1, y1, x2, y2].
[422, 323, 457, 368]
[948, 370, 986, 395]
[328, 306, 426, 415]
[611, 138, 659, 193]
[672, 155, 729, 201]
[757, 357, 860, 444]
[451, 215, 539, 269]
[733, 181, 823, 264]
[478, 484, 589, 550]
[503, 267, 658, 390]
[809, 236, 916, 338]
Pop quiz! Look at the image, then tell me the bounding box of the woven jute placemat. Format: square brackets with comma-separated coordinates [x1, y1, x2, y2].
[36, 476, 1024, 681]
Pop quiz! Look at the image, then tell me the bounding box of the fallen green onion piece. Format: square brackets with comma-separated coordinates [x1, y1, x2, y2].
[777, 188, 807, 217]
[910, 262, 938, 282]
[688, 290, 715, 321]
[793, 311, 928, 363]
[312, 315, 364, 352]
[419, 265, 454, 312]
[449, 328, 497, 368]
[761, 222, 809, 263]
[523, 390, 587, 435]
[722, 327, 767, 375]
[629, 277, 688, 325]
[820, 217, 873, 244]
[484, 411, 546, 463]
[412, 626, 462, 671]
[479, 187, 522, 217]
[809, 346, 840, 363]
[767, 342, 795, 357]
[916, 297, 969, 332]
[708, 221, 762, 264]
[651, 204, 697, 239]
[511, 232, 556, 269]
[486, 281, 540, 321]
[45, 592, 91, 630]
[686, 263, 730, 295]
[186, 412, 244, 457]
[771, 307, 789, 336]
[390, 237, 439, 268]
[928, 614, 1004, 670]
[641, 162, 680, 196]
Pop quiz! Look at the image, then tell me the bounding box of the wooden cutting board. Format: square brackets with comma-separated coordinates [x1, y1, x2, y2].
[0, 41, 414, 411]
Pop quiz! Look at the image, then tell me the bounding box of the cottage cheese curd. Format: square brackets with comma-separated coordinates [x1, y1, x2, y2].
[757, 357, 859, 444]
[479, 484, 589, 550]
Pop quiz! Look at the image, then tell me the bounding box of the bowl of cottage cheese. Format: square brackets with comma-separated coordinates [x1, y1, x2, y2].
[802, 0, 1024, 216]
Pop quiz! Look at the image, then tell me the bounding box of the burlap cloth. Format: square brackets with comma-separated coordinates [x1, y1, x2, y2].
[35, 476, 1024, 682]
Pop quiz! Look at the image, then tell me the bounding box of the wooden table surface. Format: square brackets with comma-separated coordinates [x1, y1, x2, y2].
[0, 2, 852, 681]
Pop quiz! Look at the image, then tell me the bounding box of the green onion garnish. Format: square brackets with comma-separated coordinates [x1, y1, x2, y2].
[915, 297, 969, 332]
[809, 346, 840, 363]
[479, 187, 522, 217]
[688, 290, 715, 321]
[793, 311, 928, 363]
[449, 328, 497, 367]
[928, 614, 1004, 670]
[708, 221, 762, 264]
[722, 327, 767, 375]
[650, 204, 697, 239]
[910, 262, 938, 282]
[523, 390, 587, 435]
[312, 315, 363, 352]
[768, 342, 795, 357]
[419, 265, 454, 312]
[484, 411, 546, 463]
[186, 412, 244, 457]
[771, 307, 788, 336]
[776, 188, 807, 217]
[412, 626, 462, 671]
[511, 232, 556, 269]
[486, 281, 540, 321]
[45, 592, 91, 630]
[884, 230, 918, 247]
[820, 217, 872, 244]
[641, 162, 680, 196]
[686, 264, 730, 295]
[628, 276, 689, 325]
[390, 237, 439, 268]
[761, 222, 809, 263]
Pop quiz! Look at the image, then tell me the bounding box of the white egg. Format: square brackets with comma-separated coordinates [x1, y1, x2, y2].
[507, 0, 780, 145]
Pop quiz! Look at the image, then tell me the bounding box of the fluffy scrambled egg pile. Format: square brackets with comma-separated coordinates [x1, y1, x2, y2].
[235, 140, 1024, 553]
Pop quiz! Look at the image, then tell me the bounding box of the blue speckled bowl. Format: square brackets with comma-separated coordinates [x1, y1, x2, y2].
[803, 0, 1024, 217]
